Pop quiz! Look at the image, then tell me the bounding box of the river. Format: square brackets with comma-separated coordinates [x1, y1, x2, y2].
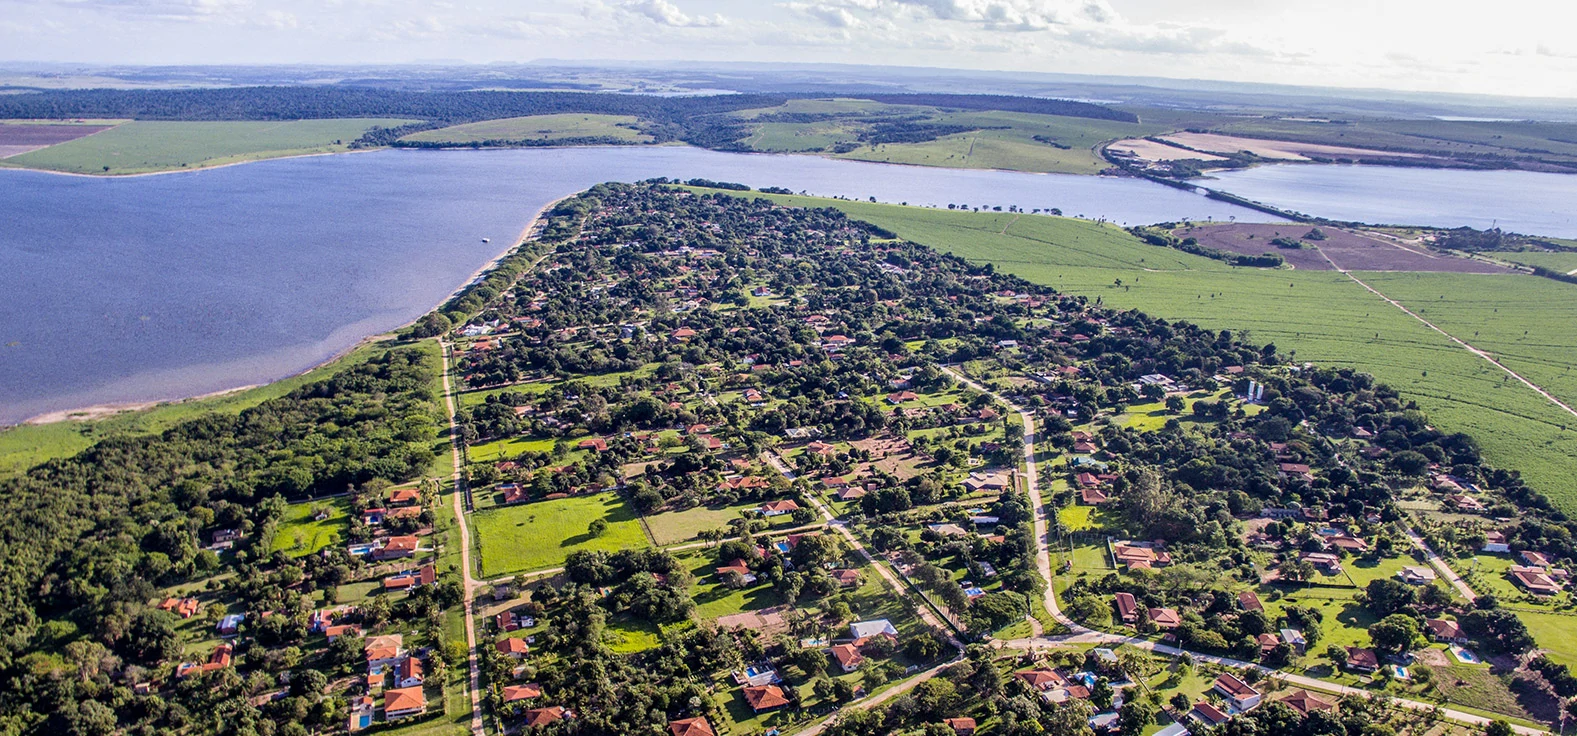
[0, 146, 1269, 425]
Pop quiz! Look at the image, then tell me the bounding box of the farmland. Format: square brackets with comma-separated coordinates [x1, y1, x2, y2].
[470, 491, 649, 577]
[400, 113, 653, 145]
[2, 118, 416, 175]
[0, 120, 117, 158]
[1498, 251, 1577, 273]
[723, 190, 1577, 512]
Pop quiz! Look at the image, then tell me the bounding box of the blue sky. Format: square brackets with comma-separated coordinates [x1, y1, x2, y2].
[3, 0, 1576, 98]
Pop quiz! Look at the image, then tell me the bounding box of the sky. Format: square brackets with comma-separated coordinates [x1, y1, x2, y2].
[3, 0, 1577, 98]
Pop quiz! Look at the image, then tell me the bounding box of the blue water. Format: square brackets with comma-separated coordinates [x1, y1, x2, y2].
[1208, 164, 1577, 237]
[0, 147, 1270, 425]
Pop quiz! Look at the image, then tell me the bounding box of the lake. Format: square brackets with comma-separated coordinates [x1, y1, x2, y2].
[1208, 164, 1577, 238]
[0, 146, 1268, 425]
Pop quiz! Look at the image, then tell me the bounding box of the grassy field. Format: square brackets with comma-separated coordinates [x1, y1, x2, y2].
[471, 491, 649, 577]
[0, 337, 430, 478]
[269, 496, 351, 558]
[711, 190, 1577, 513]
[644, 499, 795, 546]
[1497, 251, 1577, 273]
[467, 435, 556, 464]
[732, 98, 1166, 175]
[401, 114, 652, 145]
[2, 119, 416, 175]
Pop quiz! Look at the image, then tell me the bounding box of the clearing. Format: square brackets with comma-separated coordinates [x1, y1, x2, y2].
[1175, 222, 1509, 274]
[470, 491, 649, 577]
[0, 120, 117, 158]
[1160, 131, 1425, 161]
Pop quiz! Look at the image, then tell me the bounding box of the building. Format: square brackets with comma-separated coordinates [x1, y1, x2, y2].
[394, 656, 424, 688]
[1301, 552, 1343, 575]
[830, 569, 862, 587]
[669, 717, 716, 736]
[1398, 566, 1437, 585]
[384, 686, 427, 720]
[503, 684, 543, 703]
[1112, 541, 1172, 570]
[1511, 568, 1563, 596]
[1114, 592, 1139, 624]
[158, 597, 201, 618]
[523, 706, 570, 727]
[1148, 607, 1182, 629]
[1280, 689, 1335, 716]
[943, 717, 977, 736]
[217, 613, 246, 636]
[849, 619, 899, 644]
[1189, 702, 1231, 729]
[1014, 669, 1066, 691]
[1280, 628, 1307, 655]
[1345, 647, 1380, 673]
[1522, 550, 1552, 568]
[1213, 673, 1262, 711]
[1237, 591, 1263, 613]
[829, 644, 864, 672]
[496, 637, 530, 659]
[743, 685, 790, 712]
[886, 391, 919, 404]
[1257, 633, 1281, 657]
[1426, 618, 1465, 643]
[758, 500, 800, 516]
[715, 559, 757, 586]
[1081, 487, 1110, 505]
[373, 535, 419, 561]
[388, 488, 420, 506]
[1483, 531, 1511, 554]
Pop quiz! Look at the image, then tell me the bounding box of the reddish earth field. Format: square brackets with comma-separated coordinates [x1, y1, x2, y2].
[1173, 223, 1509, 273]
[0, 123, 113, 158]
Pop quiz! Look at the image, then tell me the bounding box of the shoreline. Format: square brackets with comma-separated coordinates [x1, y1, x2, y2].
[0, 145, 390, 180]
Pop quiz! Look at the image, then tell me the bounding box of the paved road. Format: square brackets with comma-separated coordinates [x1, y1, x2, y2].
[942, 365, 1547, 735]
[1406, 529, 1478, 602]
[439, 340, 486, 736]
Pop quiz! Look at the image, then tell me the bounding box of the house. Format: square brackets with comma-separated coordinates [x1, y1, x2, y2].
[1153, 724, 1190, 736]
[1280, 689, 1336, 716]
[500, 484, 529, 504]
[829, 644, 864, 672]
[1114, 592, 1139, 624]
[373, 535, 419, 561]
[715, 560, 757, 586]
[849, 619, 899, 645]
[1014, 669, 1066, 691]
[830, 569, 862, 587]
[806, 441, 836, 456]
[1511, 568, 1563, 596]
[822, 335, 854, 350]
[1278, 463, 1314, 481]
[1397, 566, 1437, 585]
[758, 500, 800, 516]
[1345, 647, 1380, 673]
[1447, 494, 1486, 512]
[671, 328, 697, 342]
[964, 471, 1012, 492]
[1483, 531, 1511, 554]
[1081, 487, 1109, 505]
[1301, 551, 1343, 575]
[837, 486, 867, 501]
[1113, 541, 1171, 570]
[158, 597, 201, 618]
[887, 391, 919, 404]
[1148, 607, 1182, 629]
[523, 706, 570, 727]
[1189, 702, 1231, 729]
[1238, 591, 1263, 613]
[743, 685, 790, 712]
[821, 476, 850, 489]
[394, 656, 424, 688]
[577, 437, 608, 452]
[496, 637, 530, 659]
[503, 684, 543, 703]
[1327, 536, 1369, 553]
[212, 528, 242, 544]
[1280, 628, 1307, 655]
[366, 634, 406, 671]
[349, 695, 375, 732]
[1257, 633, 1281, 657]
[1426, 618, 1465, 643]
[325, 624, 362, 641]
[669, 717, 716, 736]
[943, 717, 977, 736]
[1522, 550, 1552, 568]
[1076, 472, 1100, 488]
[384, 686, 427, 720]
[388, 488, 420, 506]
[217, 613, 245, 636]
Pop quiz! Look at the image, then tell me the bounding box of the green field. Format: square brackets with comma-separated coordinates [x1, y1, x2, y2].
[468, 435, 556, 464]
[269, 496, 351, 557]
[0, 337, 432, 478]
[1497, 251, 1577, 273]
[713, 190, 1577, 513]
[644, 499, 794, 546]
[471, 491, 649, 577]
[401, 114, 652, 145]
[3, 119, 416, 175]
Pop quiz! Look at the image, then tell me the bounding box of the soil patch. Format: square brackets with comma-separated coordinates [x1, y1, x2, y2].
[716, 605, 790, 637]
[1162, 132, 1424, 162]
[0, 123, 113, 158]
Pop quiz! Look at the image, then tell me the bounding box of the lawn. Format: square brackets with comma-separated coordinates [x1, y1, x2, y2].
[1512, 610, 1577, 666]
[401, 114, 653, 145]
[471, 491, 649, 577]
[4, 119, 417, 175]
[644, 499, 796, 546]
[706, 190, 1577, 515]
[269, 496, 351, 557]
[468, 435, 556, 464]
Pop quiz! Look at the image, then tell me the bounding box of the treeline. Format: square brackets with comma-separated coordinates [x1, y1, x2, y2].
[860, 93, 1140, 123]
[857, 121, 1002, 145]
[1129, 226, 1286, 268]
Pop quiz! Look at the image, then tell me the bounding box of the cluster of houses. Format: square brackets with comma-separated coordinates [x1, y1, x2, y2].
[1508, 549, 1569, 597]
[355, 634, 429, 728]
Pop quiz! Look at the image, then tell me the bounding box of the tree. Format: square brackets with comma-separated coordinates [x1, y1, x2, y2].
[1368, 613, 1422, 656]
[1362, 578, 1417, 617]
[1118, 699, 1156, 736]
[588, 519, 608, 538]
[1485, 721, 1514, 736]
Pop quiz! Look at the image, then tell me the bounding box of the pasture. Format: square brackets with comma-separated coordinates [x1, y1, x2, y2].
[713, 190, 1577, 513]
[4, 119, 416, 175]
[401, 114, 652, 145]
[470, 491, 649, 577]
[1499, 251, 1577, 273]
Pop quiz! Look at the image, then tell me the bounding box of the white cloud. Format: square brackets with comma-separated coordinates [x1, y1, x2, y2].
[50, 0, 251, 20]
[786, 2, 860, 28]
[622, 0, 725, 28]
